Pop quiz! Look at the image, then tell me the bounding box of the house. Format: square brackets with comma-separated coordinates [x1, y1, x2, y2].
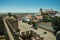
[40, 8, 57, 16]
[40, 8, 58, 21]
[55, 12, 60, 17]
[35, 15, 43, 20]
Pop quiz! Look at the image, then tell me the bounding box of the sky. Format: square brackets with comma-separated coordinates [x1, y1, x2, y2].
[0, 0, 60, 13]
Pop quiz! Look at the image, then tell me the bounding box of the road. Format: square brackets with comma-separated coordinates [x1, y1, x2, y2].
[38, 23, 55, 32]
[18, 21, 56, 40]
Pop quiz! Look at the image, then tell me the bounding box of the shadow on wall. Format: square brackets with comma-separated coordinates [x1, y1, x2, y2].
[0, 17, 4, 35]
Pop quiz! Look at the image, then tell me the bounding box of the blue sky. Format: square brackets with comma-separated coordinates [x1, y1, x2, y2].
[0, 0, 60, 13]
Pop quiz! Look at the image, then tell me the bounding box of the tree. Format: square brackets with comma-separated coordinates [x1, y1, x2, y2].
[8, 12, 11, 17]
[51, 16, 59, 35]
[42, 15, 48, 22]
[40, 8, 42, 15]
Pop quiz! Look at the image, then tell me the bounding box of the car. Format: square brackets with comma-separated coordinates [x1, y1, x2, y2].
[22, 16, 30, 22]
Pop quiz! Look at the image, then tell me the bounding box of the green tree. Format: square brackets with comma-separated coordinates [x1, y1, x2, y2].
[51, 16, 59, 34]
[8, 12, 11, 17]
[42, 15, 48, 22]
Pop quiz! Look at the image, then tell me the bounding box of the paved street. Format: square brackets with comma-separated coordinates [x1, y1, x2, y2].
[18, 21, 56, 40]
[38, 23, 55, 32]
